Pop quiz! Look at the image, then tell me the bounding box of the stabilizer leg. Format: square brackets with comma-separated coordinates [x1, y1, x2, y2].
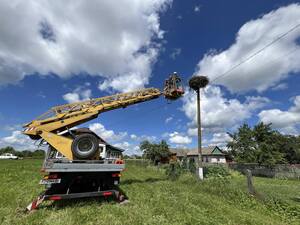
[26, 194, 45, 211]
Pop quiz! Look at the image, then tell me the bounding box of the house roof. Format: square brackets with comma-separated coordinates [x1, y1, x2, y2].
[106, 144, 124, 152]
[170, 146, 225, 156]
[169, 148, 187, 157]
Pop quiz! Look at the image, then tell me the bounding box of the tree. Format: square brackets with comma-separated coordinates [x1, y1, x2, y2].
[275, 134, 300, 164]
[0, 146, 15, 154]
[140, 140, 171, 165]
[227, 124, 258, 163]
[227, 123, 297, 166]
[0, 146, 45, 158]
[32, 150, 45, 158]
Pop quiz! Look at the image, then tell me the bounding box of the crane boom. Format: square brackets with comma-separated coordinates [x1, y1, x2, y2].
[22, 73, 184, 160]
[23, 88, 162, 138]
[53, 88, 161, 115]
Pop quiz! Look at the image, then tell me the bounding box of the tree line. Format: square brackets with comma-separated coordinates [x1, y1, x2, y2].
[2, 122, 300, 165]
[0, 146, 45, 158]
[227, 123, 300, 165]
[139, 123, 300, 166]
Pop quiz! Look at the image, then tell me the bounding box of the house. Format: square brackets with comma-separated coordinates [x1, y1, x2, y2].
[169, 148, 187, 161]
[170, 146, 227, 164]
[99, 143, 124, 159]
[82, 129, 124, 159]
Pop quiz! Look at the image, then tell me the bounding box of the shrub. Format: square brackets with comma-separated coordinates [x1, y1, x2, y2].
[188, 159, 196, 173]
[204, 165, 230, 178]
[165, 161, 182, 180]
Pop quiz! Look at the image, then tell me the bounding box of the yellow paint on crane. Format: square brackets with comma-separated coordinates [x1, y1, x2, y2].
[40, 130, 74, 160]
[22, 74, 184, 160]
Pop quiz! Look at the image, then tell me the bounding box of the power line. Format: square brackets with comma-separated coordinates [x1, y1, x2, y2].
[105, 22, 300, 129]
[211, 23, 300, 83]
[249, 47, 298, 75]
[211, 46, 297, 88]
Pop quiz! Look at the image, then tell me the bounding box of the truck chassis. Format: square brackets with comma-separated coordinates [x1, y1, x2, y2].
[26, 159, 126, 211]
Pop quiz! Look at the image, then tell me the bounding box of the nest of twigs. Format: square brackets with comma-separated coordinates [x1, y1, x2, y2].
[189, 76, 209, 90]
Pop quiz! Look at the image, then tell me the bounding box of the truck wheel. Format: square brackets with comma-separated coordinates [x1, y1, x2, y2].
[71, 133, 99, 159]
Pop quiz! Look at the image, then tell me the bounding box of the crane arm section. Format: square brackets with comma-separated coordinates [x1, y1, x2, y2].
[22, 72, 184, 160]
[23, 88, 162, 138]
[52, 88, 161, 116]
[23, 72, 184, 142]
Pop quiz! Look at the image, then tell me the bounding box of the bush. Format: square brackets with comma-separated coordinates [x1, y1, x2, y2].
[179, 157, 196, 174]
[188, 159, 196, 173]
[204, 165, 230, 178]
[165, 161, 182, 180]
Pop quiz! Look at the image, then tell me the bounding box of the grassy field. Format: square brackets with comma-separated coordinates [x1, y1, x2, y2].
[0, 159, 299, 225]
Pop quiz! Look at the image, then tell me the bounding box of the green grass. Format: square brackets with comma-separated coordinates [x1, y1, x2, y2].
[0, 160, 299, 225]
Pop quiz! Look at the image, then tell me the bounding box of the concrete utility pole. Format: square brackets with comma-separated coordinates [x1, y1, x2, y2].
[189, 76, 209, 180]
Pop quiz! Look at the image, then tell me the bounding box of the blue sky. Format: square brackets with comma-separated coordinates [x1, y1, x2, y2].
[0, 0, 300, 155]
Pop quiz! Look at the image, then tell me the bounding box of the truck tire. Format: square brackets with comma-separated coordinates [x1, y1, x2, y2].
[71, 133, 99, 159]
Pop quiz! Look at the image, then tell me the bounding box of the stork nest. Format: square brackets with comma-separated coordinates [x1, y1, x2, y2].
[189, 76, 209, 90]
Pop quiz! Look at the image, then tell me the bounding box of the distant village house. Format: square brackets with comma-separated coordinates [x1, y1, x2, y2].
[170, 146, 227, 164]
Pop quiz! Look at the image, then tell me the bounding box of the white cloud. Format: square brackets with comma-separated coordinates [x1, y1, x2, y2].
[130, 134, 157, 142]
[165, 116, 173, 123]
[170, 48, 181, 59]
[115, 141, 130, 149]
[115, 141, 141, 155]
[63, 93, 80, 103]
[169, 131, 192, 145]
[187, 127, 205, 137]
[195, 4, 300, 93]
[130, 134, 138, 140]
[271, 83, 288, 91]
[0, 0, 171, 92]
[258, 96, 300, 134]
[63, 86, 92, 103]
[182, 86, 269, 132]
[0, 130, 36, 150]
[194, 5, 201, 12]
[208, 132, 232, 147]
[89, 123, 127, 142]
[133, 145, 141, 152]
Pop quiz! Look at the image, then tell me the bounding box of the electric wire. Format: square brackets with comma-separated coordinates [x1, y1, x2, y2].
[211, 46, 298, 88]
[85, 24, 300, 154]
[210, 23, 300, 84]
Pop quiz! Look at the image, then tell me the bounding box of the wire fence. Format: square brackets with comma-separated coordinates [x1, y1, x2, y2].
[228, 163, 300, 179]
[125, 159, 151, 167]
[125, 159, 300, 180]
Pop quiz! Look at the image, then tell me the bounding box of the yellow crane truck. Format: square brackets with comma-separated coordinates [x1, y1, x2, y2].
[25, 73, 184, 211]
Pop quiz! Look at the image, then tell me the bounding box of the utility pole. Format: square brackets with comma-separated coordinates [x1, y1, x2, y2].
[196, 88, 203, 178]
[189, 76, 209, 180]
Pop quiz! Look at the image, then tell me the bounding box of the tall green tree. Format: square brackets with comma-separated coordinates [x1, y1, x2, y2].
[275, 134, 300, 164]
[140, 140, 170, 164]
[227, 123, 300, 165]
[227, 124, 258, 163]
